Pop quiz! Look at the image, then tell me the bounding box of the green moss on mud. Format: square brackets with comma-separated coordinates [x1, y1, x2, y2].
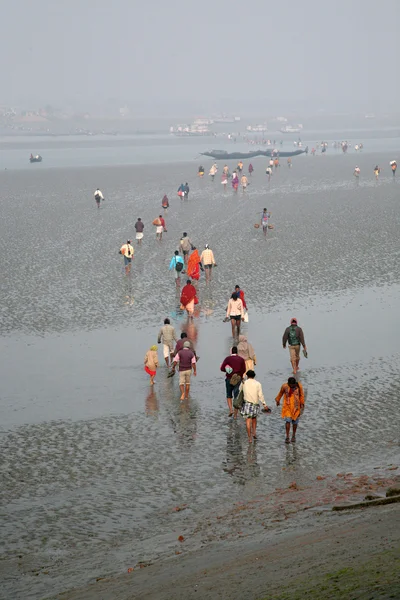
[261, 548, 400, 599]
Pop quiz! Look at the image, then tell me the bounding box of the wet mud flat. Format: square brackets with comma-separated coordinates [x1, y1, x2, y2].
[54, 501, 400, 600]
[0, 152, 399, 598]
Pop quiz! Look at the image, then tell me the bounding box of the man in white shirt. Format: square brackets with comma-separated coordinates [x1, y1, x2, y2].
[94, 188, 104, 207]
[241, 370, 269, 443]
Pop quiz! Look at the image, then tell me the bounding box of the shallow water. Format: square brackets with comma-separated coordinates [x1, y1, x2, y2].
[0, 150, 399, 599]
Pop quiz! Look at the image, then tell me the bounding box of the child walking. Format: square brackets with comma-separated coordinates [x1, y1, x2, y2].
[144, 345, 159, 385]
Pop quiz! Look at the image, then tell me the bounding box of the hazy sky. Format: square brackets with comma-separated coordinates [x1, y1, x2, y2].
[1, 0, 399, 112]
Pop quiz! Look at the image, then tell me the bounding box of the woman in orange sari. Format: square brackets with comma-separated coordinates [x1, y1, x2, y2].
[180, 279, 198, 317]
[275, 377, 305, 444]
[187, 247, 203, 282]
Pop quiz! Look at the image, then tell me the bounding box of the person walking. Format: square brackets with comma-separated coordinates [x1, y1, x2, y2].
[237, 334, 257, 372]
[162, 194, 169, 210]
[209, 164, 218, 181]
[275, 377, 305, 443]
[266, 166, 272, 181]
[232, 171, 239, 192]
[261, 208, 271, 236]
[241, 370, 269, 443]
[157, 318, 177, 367]
[144, 344, 159, 385]
[390, 161, 397, 176]
[220, 346, 246, 417]
[174, 332, 199, 362]
[282, 318, 307, 375]
[153, 215, 165, 241]
[119, 239, 134, 274]
[241, 174, 248, 191]
[234, 285, 247, 309]
[200, 244, 216, 283]
[248, 163, 254, 176]
[169, 250, 184, 287]
[134, 218, 144, 245]
[187, 247, 203, 283]
[226, 292, 245, 339]
[180, 279, 198, 318]
[183, 182, 190, 199]
[177, 183, 185, 198]
[94, 188, 104, 207]
[180, 233, 193, 265]
[171, 341, 197, 400]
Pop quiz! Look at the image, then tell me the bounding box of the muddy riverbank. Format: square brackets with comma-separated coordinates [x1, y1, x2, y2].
[1, 150, 399, 598]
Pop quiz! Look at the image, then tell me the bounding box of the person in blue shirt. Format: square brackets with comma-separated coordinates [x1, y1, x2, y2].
[169, 250, 184, 287]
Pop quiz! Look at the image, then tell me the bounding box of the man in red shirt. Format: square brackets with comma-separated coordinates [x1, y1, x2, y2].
[234, 285, 247, 311]
[220, 346, 246, 417]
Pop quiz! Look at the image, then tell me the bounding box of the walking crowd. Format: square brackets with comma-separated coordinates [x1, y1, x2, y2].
[96, 145, 395, 445]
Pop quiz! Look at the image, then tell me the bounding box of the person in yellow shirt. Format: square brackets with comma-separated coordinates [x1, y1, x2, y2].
[200, 244, 216, 283]
[275, 377, 305, 444]
[119, 240, 134, 274]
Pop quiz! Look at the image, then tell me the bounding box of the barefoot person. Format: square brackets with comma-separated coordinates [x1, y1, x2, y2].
[200, 244, 216, 283]
[180, 279, 198, 318]
[241, 370, 269, 443]
[144, 345, 159, 386]
[157, 318, 177, 367]
[169, 250, 184, 287]
[282, 318, 307, 375]
[237, 334, 257, 372]
[187, 247, 203, 284]
[226, 292, 245, 339]
[94, 188, 104, 207]
[220, 346, 246, 417]
[119, 239, 134, 274]
[261, 208, 271, 236]
[171, 341, 197, 400]
[134, 218, 144, 245]
[180, 233, 193, 265]
[162, 194, 169, 210]
[275, 377, 305, 443]
[154, 215, 165, 241]
[234, 285, 247, 311]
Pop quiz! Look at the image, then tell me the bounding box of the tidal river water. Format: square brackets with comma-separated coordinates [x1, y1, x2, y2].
[0, 146, 399, 599]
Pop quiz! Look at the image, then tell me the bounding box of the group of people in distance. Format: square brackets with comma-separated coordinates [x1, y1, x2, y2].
[98, 164, 311, 445]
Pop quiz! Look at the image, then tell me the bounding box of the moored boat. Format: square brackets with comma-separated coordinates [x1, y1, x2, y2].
[30, 154, 43, 163]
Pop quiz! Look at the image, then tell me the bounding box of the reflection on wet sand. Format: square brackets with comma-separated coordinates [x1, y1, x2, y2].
[1, 154, 400, 599]
[145, 389, 159, 415]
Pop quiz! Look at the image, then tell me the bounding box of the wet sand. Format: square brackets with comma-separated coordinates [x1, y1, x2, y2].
[0, 150, 399, 598]
[54, 502, 400, 600]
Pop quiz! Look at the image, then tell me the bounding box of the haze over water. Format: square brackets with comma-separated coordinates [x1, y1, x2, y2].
[0, 133, 399, 598]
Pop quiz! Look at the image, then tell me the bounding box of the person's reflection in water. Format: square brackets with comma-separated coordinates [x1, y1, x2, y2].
[145, 388, 159, 415]
[223, 422, 245, 483]
[185, 316, 199, 348]
[284, 444, 300, 469]
[123, 277, 134, 306]
[245, 444, 261, 479]
[168, 399, 199, 450]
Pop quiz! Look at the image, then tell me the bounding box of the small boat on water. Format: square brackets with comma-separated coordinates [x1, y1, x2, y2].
[201, 148, 308, 160]
[30, 154, 43, 163]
